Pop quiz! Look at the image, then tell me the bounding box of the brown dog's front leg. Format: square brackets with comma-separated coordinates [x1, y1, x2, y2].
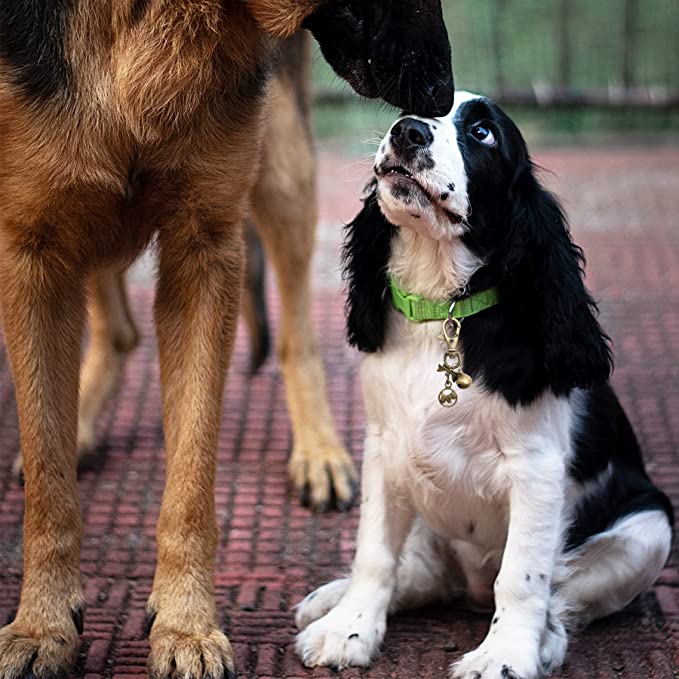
[0, 244, 85, 679]
[146, 214, 243, 679]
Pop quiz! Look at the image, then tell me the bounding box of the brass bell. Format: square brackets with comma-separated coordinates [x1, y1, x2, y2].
[455, 372, 473, 389]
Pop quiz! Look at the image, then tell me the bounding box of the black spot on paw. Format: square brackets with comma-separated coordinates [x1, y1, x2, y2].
[492, 617, 499, 625]
[440, 192, 449, 201]
[525, 574, 531, 582]
[448, 182, 456, 192]
[348, 633, 359, 639]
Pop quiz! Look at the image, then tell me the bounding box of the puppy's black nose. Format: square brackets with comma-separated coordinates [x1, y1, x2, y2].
[390, 118, 434, 156]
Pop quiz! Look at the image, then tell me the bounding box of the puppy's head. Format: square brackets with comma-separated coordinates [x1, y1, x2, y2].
[346, 91, 612, 398]
[304, 0, 454, 117]
[374, 91, 528, 245]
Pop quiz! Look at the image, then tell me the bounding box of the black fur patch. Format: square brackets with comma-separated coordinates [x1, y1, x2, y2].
[447, 99, 613, 404]
[130, 0, 149, 24]
[565, 383, 674, 549]
[0, 0, 72, 100]
[231, 60, 272, 107]
[342, 181, 394, 353]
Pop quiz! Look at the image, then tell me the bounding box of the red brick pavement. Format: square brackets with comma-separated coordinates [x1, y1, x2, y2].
[1, 146, 679, 678]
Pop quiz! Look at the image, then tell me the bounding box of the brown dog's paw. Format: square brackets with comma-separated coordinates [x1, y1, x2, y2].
[148, 624, 236, 679]
[0, 610, 82, 679]
[288, 441, 358, 512]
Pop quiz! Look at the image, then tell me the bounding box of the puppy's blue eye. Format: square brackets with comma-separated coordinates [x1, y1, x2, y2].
[469, 124, 496, 146]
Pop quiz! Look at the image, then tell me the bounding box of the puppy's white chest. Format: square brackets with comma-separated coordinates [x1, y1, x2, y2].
[361, 317, 511, 544]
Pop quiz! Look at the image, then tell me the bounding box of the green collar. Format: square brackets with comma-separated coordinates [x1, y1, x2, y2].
[389, 276, 500, 322]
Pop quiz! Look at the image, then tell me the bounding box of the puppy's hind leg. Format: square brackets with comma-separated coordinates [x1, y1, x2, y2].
[537, 507, 672, 676]
[552, 507, 671, 621]
[0, 235, 86, 679]
[391, 519, 466, 613]
[295, 577, 352, 631]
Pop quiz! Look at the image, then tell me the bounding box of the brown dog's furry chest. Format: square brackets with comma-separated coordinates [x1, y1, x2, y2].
[0, 0, 274, 271]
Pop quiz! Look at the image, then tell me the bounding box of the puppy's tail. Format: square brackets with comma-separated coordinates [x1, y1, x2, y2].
[243, 225, 271, 374]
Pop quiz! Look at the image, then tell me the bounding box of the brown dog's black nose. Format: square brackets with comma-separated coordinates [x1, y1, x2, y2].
[390, 118, 434, 156]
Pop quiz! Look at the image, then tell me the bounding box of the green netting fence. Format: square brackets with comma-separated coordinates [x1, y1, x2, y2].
[311, 1, 679, 142]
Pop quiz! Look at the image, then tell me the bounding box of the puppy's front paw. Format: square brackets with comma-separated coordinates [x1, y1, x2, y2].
[295, 604, 385, 669]
[295, 578, 351, 630]
[451, 639, 543, 679]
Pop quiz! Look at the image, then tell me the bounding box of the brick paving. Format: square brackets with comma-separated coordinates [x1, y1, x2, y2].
[1, 145, 679, 678]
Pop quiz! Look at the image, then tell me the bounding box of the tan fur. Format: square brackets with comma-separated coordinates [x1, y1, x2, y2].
[0, 3, 324, 678]
[250, 71, 358, 508]
[11, 269, 138, 478]
[247, 0, 322, 37]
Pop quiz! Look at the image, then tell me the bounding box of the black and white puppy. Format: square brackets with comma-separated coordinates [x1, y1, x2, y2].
[295, 92, 674, 678]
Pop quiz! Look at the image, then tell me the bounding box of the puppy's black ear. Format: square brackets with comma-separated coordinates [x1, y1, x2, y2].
[342, 182, 394, 352]
[505, 165, 613, 394]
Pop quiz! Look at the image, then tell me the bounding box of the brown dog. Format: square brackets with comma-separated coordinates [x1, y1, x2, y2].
[11, 35, 356, 512]
[0, 2, 453, 678]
